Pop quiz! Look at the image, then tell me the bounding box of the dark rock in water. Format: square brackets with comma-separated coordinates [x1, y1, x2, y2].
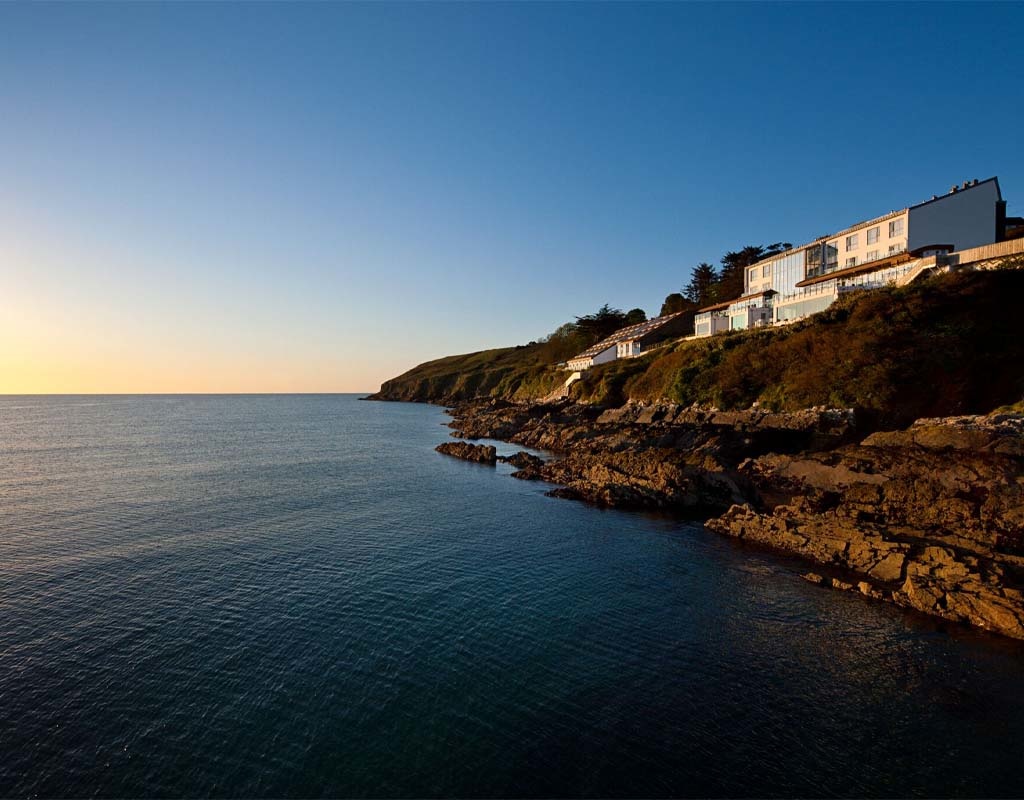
[436, 442, 497, 465]
[497, 451, 544, 470]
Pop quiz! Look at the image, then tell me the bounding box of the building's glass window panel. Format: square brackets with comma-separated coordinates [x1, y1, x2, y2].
[825, 242, 838, 268]
[730, 313, 748, 330]
[774, 292, 836, 323]
[889, 218, 904, 237]
[772, 251, 807, 297]
[867, 227, 880, 244]
[845, 257, 857, 267]
[762, 264, 771, 277]
[846, 234, 859, 251]
[866, 250, 879, 262]
[804, 245, 823, 278]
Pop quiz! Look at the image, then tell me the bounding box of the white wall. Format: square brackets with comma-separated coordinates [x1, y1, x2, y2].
[908, 181, 1000, 253]
[834, 211, 909, 268]
[745, 261, 774, 295]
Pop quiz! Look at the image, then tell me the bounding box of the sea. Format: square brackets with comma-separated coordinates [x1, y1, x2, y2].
[2, 394, 1024, 798]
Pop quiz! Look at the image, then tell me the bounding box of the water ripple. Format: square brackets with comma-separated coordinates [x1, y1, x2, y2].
[1, 395, 1024, 798]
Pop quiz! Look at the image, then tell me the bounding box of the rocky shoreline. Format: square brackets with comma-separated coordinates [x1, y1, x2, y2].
[438, 399, 1024, 640]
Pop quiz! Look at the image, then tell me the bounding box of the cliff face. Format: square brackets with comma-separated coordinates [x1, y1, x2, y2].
[372, 269, 1024, 639]
[370, 271, 1024, 429]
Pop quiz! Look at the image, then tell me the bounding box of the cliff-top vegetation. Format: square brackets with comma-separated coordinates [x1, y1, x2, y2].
[370, 268, 1024, 429]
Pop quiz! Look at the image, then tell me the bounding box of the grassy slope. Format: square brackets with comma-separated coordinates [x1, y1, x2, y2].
[368, 344, 565, 403]
[372, 270, 1024, 427]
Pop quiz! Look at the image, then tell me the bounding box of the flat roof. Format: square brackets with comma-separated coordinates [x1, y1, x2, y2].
[746, 177, 1001, 272]
[697, 290, 776, 314]
[795, 251, 914, 288]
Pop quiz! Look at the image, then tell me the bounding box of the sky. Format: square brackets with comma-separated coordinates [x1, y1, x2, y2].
[2, 2, 1022, 393]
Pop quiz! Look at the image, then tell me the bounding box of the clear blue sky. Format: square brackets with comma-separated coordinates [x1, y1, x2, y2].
[2, 2, 1021, 391]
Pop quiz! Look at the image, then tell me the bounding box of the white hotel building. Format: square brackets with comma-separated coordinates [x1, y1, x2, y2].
[694, 177, 1011, 337]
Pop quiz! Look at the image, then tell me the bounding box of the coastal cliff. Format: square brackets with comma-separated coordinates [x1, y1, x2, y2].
[370, 269, 1024, 639]
[370, 270, 1024, 429]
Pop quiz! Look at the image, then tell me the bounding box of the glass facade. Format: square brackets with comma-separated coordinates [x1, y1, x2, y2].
[770, 251, 807, 298]
[804, 242, 839, 280]
[774, 291, 836, 323]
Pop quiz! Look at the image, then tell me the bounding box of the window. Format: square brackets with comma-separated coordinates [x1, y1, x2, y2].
[888, 244, 900, 255]
[749, 267, 757, 282]
[846, 234, 858, 251]
[867, 227, 880, 245]
[763, 264, 771, 277]
[845, 257, 857, 267]
[888, 218, 904, 237]
[866, 250, 879, 262]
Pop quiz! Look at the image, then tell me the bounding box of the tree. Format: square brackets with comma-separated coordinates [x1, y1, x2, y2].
[624, 308, 647, 325]
[660, 293, 698, 316]
[685, 263, 719, 306]
[574, 304, 629, 343]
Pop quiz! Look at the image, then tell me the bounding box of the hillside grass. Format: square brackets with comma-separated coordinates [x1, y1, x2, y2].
[373, 269, 1024, 427]
[370, 344, 565, 402]
[574, 270, 1024, 428]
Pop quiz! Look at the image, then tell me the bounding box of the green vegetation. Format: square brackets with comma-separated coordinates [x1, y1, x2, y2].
[373, 270, 1024, 428]
[577, 270, 1024, 428]
[369, 344, 564, 403]
[368, 303, 645, 403]
[667, 243, 792, 310]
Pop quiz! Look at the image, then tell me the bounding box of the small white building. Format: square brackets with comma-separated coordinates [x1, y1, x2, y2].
[566, 312, 694, 371]
[566, 342, 618, 372]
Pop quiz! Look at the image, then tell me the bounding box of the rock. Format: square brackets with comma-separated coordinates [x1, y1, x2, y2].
[435, 442, 497, 465]
[443, 398, 1024, 640]
[802, 572, 825, 585]
[497, 451, 544, 470]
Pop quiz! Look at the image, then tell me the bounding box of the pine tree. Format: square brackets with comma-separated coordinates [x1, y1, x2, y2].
[685, 263, 719, 306]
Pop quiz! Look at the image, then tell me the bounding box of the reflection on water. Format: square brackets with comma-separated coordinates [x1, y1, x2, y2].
[1, 395, 1023, 798]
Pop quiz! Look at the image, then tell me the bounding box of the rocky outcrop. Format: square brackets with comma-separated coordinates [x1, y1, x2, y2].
[445, 399, 853, 514]
[442, 399, 1024, 640]
[511, 447, 748, 512]
[497, 451, 544, 470]
[707, 414, 1024, 639]
[435, 442, 497, 465]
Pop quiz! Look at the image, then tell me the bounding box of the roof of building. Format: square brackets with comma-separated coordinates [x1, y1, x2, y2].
[794, 251, 914, 288]
[568, 312, 685, 361]
[744, 177, 1001, 272]
[697, 290, 776, 314]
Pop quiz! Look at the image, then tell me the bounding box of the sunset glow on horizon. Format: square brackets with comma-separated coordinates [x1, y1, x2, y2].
[3, 2, 1021, 393]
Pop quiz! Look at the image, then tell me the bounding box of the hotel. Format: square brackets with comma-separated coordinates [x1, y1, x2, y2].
[694, 177, 1018, 337]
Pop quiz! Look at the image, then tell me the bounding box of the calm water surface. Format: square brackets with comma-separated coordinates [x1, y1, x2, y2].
[2, 395, 1024, 798]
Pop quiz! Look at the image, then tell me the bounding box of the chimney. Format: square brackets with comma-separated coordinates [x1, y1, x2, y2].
[962, 180, 970, 189]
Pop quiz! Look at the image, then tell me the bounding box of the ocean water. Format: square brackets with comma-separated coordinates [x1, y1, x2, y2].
[2, 395, 1024, 799]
